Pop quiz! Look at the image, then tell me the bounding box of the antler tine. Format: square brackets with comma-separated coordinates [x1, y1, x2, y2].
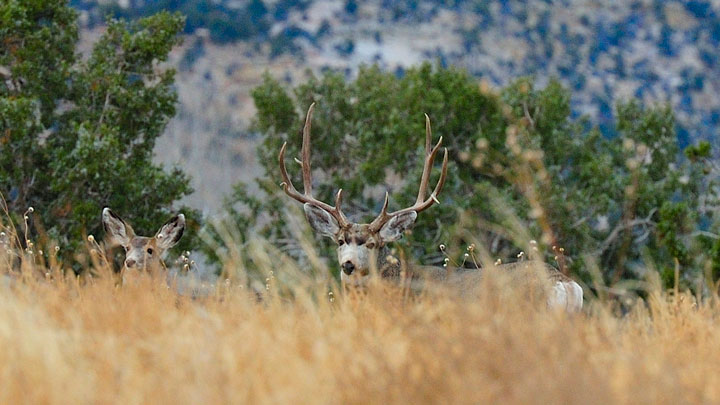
[416, 114, 443, 205]
[278, 142, 298, 194]
[380, 191, 390, 217]
[398, 146, 448, 215]
[424, 113, 432, 155]
[278, 103, 349, 228]
[301, 102, 315, 195]
[335, 188, 343, 208]
[434, 148, 449, 196]
[369, 116, 449, 232]
[335, 188, 349, 224]
[369, 192, 391, 232]
[413, 147, 448, 211]
[279, 141, 324, 207]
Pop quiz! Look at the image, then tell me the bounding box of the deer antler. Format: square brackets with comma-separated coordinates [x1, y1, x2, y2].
[279, 103, 350, 228]
[368, 114, 449, 232]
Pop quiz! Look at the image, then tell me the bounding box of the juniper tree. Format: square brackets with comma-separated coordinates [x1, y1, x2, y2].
[0, 1, 197, 267]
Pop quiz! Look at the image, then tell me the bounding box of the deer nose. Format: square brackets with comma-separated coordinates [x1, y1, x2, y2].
[342, 261, 355, 275]
[125, 259, 136, 268]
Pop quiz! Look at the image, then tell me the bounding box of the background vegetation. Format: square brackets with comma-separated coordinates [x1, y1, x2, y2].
[219, 64, 717, 290]
[2, 1, 720, 295]
[0, 1, 198, 266]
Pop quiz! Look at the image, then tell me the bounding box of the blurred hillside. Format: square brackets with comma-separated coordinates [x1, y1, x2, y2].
[71, 0, 720, 212]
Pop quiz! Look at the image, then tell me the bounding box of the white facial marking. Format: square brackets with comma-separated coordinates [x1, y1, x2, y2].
[125, 249, 144, 267]
[337, 244, 371, 272]
[340, 270, 371, 286]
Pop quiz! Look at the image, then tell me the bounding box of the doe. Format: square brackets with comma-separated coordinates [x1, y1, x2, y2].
[102, 208, 185, 276]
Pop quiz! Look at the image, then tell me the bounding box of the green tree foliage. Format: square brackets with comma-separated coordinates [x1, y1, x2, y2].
[219, 63, 715, 287]
[1, 1, 196, 267]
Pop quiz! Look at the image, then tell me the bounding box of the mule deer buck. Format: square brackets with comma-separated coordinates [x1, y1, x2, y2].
[102, 208, 185, 278]
[279, 104, 583, 312]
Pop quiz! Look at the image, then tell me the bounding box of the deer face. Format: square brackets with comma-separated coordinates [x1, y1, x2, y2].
[102, 208, 185, 273]
[304, 204, 417, 282]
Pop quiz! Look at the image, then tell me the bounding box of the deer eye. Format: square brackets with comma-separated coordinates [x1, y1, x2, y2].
[146, 248, 154, 255]
[337, 239, 345, 246]
[366, 241, 376, 249]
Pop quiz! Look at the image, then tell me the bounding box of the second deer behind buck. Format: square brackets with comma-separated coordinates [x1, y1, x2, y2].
[102, 208, 185, 278]
[280, 104, 583, 313]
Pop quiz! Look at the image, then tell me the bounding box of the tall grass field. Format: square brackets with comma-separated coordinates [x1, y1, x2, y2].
[1, 217, 719, 404]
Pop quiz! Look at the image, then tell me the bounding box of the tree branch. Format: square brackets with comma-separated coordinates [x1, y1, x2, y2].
[595, 208, 657, 256]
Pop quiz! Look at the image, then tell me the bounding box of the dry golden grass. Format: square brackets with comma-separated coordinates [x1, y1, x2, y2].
[1, 251, 720, 405]
[0, 201, 717, 404]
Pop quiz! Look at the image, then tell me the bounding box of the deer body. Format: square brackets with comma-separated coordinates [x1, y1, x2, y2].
[379, 260, 583, 312]
[280, 104, 583, 313]
[102, 208, 185, 279]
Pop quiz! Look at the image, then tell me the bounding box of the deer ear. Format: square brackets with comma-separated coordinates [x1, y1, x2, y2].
[102, 208, 134, 248]
[304, 204, 340, 238]
[155, 213, 185, 250]
[379, 211, 417, 242]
